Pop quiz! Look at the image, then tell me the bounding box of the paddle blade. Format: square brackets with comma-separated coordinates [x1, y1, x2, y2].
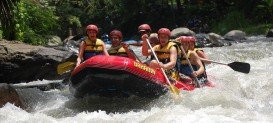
[57, 62, 75, 75]
[228, 62, 250, 73]
[169, 85, 180, 95]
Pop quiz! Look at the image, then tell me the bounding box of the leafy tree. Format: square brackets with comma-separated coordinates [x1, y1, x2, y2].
[0, 0, 19, 40]
[14, 0, 59, 45]
[256, 0, 273, 22]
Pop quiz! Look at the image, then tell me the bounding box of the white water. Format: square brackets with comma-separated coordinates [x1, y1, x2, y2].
[1, 37, 273, 123]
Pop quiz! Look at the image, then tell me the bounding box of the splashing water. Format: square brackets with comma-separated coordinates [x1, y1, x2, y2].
[1, 38, 273, 123]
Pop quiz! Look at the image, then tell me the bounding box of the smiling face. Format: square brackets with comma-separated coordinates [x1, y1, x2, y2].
[87, 30, 97, 41]
[110, 35, 121, 47]
[158, 34, 169, 46]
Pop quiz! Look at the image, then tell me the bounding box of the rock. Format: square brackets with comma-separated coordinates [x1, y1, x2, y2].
[46, 35, 63, 47]
[0, 40, 73, 83]
[171, 27, 195, 39]
[266, 29, 273, 37]
[208, 33, 225, 47]
[195, 33, 210, 48]
[224, 30, 246, 41]
[0, 45, 8, 54]
[0, 83, 25, 108]
[208, 33, 223, 42]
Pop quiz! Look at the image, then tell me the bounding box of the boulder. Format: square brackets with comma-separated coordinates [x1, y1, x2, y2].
[0, 83, 25, 108]
[171, 27, 195, 39]
[195, 33, 210, 48]
[208, 33, 225, 47]
[0, 40, 73, 83]
[266, 29, 273, 37]
[224, 30, 246, 41]
[46, 35, 63, 47]
[208, 33, 223, 42]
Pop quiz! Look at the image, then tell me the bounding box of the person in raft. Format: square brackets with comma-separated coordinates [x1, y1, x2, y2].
[76, 24, 109, 67]
[129, 24, 152, 46]
[142, 28, 181, 81]
[177, 36, 207, 85]
[188, 36, 211, 64]
[107, 30, 136, 60]
[143, 33, 159, 64]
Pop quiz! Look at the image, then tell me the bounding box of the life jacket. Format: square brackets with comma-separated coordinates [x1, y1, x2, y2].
[154, 41, 181, 81]
[108, 45, 128, 57]
[83, 37, 104, 60]
[193, 48, 204, 53]
[179, 50, 207, 83]
[193, 48, 208, 78]
[154, 42, 181, 63]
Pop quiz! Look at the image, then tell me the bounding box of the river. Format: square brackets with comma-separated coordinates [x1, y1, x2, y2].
[0, 36, 273, 122]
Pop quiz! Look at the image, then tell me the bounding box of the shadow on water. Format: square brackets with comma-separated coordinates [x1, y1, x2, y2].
[64, 95, 159, 114]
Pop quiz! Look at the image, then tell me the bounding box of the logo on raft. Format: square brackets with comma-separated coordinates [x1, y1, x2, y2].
[133, 61, 156, 75]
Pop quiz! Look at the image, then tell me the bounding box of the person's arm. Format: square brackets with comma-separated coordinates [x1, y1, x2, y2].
[102, 43, 109, 56]
[76, 41, 85, 67]
[197, 50, 211, 64]
[190, 51, 205, 77]
[121, 42, 137, 61]
[160, 46, 177, 70]
[141, 34, 152, 56]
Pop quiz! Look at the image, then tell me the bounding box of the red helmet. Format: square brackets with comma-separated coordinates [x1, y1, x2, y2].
[158, 28, 171, 37]
[188, 36, 196, 43]
[178, 36, 190, 43]
[138, 24, 151, 32]
[110, 30, 123, 39]
[86, 24, 99, 33]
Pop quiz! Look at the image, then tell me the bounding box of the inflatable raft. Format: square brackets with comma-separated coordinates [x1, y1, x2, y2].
[70, 55, 213, 98]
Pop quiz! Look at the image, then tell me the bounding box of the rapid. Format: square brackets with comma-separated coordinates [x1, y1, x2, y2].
[0, 36, 273, 123]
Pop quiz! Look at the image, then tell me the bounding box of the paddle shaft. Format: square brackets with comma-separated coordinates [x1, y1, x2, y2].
[180, 45, 201, 88]
[200, 58, 227, 65]
[146, 39, 176, 93]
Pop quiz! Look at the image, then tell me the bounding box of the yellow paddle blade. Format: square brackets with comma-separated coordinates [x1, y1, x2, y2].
[57, 62, 75, 75]
[169, 85, 180, 95]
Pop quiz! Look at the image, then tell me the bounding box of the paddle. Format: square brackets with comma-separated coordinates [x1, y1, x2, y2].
[201, 59, 250, 74]
[57, 61, 75, 75]
[180, 45, 201, 88]
[145, 39, 180, 95]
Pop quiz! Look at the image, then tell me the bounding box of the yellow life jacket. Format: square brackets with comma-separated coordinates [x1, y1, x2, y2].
[181, 50, 192, 65]
[83, 38, 104, 60]
[193, 48, 204, 53]
[84, 38, 104, 52]
[108, 45, 128, 57]
[154, 42, 178, 63]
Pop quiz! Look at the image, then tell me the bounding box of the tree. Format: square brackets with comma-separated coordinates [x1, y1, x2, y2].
[0, 0, 19, 40]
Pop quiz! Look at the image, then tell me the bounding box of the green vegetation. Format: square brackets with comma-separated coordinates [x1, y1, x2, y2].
[211, 10, 273, 35]
[14, 0, 59, 45]
[0, 0, 273, 45]
[0, 30, 2, 39]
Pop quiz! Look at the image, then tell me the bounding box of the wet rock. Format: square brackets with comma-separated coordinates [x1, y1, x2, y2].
[46, 35, 63, 47]
[171, 27, 195, 39]
[224, 30, 246, 41]
[266, 29, 273, 37]
[195, 33, 210, 48]
[208, 33, 223, 41]
[0, 40, 73, 83]
[208, 33, 231, 47]
[0, 83, 25, 108]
